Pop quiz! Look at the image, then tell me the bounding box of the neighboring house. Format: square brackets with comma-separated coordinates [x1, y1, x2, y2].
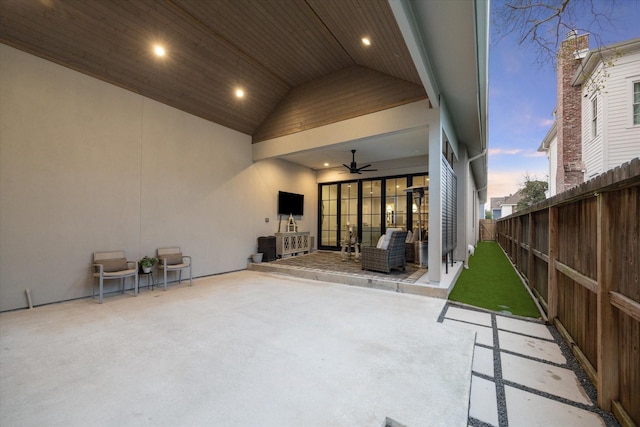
[539, 121, 558, 197]
[0, 1, 489, 311]
[490, 191, 523, 219]
[539, 33, 640, 196]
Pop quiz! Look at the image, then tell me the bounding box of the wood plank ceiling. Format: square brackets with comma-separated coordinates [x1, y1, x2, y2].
[0, 0, 427, 142]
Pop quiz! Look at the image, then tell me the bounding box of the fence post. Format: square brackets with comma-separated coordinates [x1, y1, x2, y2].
[596, 192, 619, 411]
[548, 206, 558, 322]
[528, 212, 534, 289]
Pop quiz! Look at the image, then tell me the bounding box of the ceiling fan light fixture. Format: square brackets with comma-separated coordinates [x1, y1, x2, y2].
[343, 149, 377, 174]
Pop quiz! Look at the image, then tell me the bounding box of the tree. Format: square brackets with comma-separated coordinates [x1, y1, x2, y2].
[517, 175, 549, 210]
[493, 0, 621, 66]
[485, 210, 493, 220]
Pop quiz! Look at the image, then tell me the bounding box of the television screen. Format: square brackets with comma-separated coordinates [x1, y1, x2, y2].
[278, 191, 304, 216]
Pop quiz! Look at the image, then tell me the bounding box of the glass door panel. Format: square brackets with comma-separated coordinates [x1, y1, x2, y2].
[411, 175, 429, 241]
[320, 184, 338, 247]
[340, 183, 358, 243]
[360, 180, 382, 247]
[385, 177, 407, 229]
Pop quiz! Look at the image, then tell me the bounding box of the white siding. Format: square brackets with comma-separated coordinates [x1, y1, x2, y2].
[548, 136, 558, 196]
[581, 72, 604, 179]
[598, 51, 640, 171]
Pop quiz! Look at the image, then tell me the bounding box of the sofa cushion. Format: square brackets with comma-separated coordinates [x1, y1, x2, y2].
[100, 258, 128, 273]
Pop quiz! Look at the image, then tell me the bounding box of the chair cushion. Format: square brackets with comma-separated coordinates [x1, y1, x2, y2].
[102, 268, 137, 277]
[162, 253, 183, 265]
[376, 235, 386, 249]
[163, 262, 189, 270]
[100, 258, 128, 272]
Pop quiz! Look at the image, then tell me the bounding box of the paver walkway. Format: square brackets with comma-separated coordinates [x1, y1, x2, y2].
[439, 303, 619, 427]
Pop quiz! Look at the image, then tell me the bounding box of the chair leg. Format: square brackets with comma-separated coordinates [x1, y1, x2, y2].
[99, 276, 104, 304]
[178, 270, 182, 285]
[163, 268, 168, 291]
[134, 273, 138, 296]
[189, 264, 192, 286]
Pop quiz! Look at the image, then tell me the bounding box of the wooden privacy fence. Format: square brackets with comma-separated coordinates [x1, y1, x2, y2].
[479, 219, 496, 241]
[496, 158, 639, 427]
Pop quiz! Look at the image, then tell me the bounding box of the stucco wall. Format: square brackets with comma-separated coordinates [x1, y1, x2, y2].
[0, 44, 316, 311]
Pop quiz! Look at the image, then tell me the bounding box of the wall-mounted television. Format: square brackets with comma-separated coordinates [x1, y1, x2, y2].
[278, 191, 304, 216]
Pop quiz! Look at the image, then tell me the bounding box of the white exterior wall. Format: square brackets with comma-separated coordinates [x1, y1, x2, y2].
[0, 44, 317, 311]
[605, 51, 640, 169]
[581, 50, 640, 179]
[582, 89, 604, 180]
[548, 136, 558, 196]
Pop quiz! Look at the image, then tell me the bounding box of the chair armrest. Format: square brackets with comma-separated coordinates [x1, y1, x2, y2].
[182, 255, 191, 264]
[158, 257, 167, 266]
[92, 263, 104, 274]
[361, 247, 387, 257]
[126, 260, 137, 270]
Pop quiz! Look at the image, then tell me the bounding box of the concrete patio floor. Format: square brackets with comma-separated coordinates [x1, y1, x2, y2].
[1, 271, 475, 427]
[0, 271, 620, 426]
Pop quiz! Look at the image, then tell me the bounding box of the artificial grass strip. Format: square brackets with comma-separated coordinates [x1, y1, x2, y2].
[448, 241, 541, 318]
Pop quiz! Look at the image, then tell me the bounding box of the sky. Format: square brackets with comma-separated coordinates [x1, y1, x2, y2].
[487, 0, 640, 202]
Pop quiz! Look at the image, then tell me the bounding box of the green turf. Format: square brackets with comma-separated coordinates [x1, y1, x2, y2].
[448, 241, 541, 318]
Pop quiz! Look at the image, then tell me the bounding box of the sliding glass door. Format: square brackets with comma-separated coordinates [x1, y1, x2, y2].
[319, 174, 428, 250]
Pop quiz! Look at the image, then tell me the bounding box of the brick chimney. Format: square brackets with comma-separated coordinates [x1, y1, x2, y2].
[556, 30, 589, 192]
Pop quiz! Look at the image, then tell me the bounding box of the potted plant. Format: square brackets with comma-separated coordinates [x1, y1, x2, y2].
[138, 256, 158, 273]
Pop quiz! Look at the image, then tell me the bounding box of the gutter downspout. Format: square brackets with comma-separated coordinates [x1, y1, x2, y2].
[465, 148, 487, 268]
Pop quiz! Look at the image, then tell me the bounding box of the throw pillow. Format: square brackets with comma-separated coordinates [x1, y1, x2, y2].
[381, 236, 391, 250]
[385, 227, 402, 239]
[376, 235, 386, 249]
[100, 258, 128, 272]
[162, 253, 183, 265]
[405, 230, 413, 243]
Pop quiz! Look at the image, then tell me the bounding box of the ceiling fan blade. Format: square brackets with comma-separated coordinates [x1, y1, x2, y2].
[342, 163, 350, 169]
[358, 164, 372, 170]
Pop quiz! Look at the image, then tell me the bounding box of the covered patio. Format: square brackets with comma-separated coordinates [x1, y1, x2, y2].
[0, 271, 474, 426]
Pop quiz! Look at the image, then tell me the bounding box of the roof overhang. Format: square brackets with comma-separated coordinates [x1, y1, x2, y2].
[390, 0, 489, 202]
[572, 37, 640, 86]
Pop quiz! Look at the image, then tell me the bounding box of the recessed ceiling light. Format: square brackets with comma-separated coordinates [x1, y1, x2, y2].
[361, 37, 371, 46]
[324, 162, 329, 167]
[153, 45, 166, 57]
[235, 88, 245, 98]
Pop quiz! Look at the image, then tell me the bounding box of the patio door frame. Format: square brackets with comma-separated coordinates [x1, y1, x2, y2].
[317, 173, 429, 251]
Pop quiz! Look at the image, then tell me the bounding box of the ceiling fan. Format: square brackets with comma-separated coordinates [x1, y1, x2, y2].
[343, 149, 377, 174]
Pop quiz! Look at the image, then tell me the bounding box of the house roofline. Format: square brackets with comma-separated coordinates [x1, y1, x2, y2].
[572, 37, 640, 86]
[538, 120, 558, 152]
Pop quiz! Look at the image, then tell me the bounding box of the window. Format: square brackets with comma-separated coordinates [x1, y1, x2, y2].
[634, 82, 640, 125]
[591, 97, 598, 138]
